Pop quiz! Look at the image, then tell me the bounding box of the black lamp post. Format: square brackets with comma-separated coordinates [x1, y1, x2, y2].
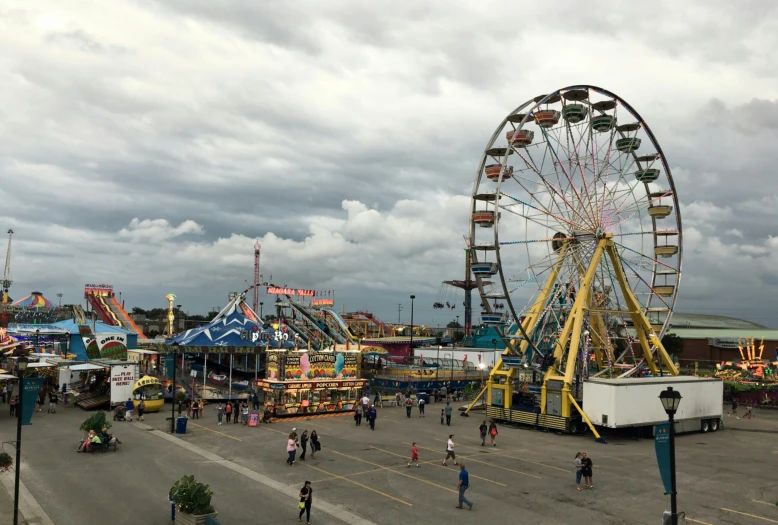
[409, 295, 415, 365]
[13, 355, 29, 525]
[659, 387, 682, 525]
[260, 302, 264, 318]
[436, 345, 442, 389]
[171, 343, 179, 433]
[34, 330, 39, 352]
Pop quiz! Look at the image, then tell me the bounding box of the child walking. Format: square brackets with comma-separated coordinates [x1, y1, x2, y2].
[407, 442, 420, 468]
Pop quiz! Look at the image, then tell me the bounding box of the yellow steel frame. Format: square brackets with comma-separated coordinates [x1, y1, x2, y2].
[478, 234, 679, 432]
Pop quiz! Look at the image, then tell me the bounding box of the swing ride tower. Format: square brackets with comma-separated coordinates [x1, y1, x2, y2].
[441, 240, 480, 339]
[465, 86, 682, 437]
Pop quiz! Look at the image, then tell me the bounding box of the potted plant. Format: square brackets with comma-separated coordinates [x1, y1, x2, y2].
[80, 411, 111, 437]
[169, 475, 216, 525]
[0, 452, 12, 472]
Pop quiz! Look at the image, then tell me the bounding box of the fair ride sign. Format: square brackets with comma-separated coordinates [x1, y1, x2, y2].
[267, 287, 314, 297]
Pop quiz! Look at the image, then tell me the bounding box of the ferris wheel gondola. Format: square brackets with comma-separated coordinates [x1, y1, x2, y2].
[470, 86, 682, 390]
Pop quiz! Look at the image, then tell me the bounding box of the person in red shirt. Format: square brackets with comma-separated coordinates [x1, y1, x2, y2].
[225, 401, 233, 423]
[407, 442, 420, 468]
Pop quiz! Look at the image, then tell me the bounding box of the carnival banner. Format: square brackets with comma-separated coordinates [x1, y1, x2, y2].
[82, 332, 128, 360]
[21, 377, 44, 425]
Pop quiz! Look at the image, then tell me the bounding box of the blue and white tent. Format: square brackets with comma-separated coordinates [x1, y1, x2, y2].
[167, 295, 296, 352]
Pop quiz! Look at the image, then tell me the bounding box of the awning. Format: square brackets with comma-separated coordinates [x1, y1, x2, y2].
[0, 374, 18, 380]
[69, 363, 109, 371]
[27, 361, 56, 368]
[128, 349, 159, 355]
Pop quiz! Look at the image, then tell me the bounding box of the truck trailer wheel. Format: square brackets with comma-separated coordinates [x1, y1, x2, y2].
[568, 421, 579, 434]
[701, 420, 710, 433]
[710, 419, 719, 432]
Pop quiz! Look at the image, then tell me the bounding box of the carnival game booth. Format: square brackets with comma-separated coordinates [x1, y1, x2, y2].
[164, 294, 295, 401]
[6, 323, 71, 356]
[258, 349, 365, 416]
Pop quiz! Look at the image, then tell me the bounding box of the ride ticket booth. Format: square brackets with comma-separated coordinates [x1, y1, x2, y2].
[256, 349, 365, 416]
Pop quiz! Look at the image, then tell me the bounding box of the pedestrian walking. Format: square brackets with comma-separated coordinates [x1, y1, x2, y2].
[729, 400, 739, 419]
[440, 408, 445, 425]
[445, 402, 453, 426]
[125, 398, 134, 421]
[216, 403, 224, 425]
[418, 396, 425, 417]
[443, 434, 458, 466]
[744, 405, 754, 419]
[310, 430, 321, 459]
[574, 452, 583, 491]
[198, 399, 204, 420]
[9, 395, 17, 417]
[361, 394, 370, 417]
[242, 402, 249, 425]
[36, 389, 45, 412]
[488, 422, 498, 446]
[192, 399, 199, 419]
[479, 420, 487, 446]
[354, 406, 362, 426]
[297, 480, 313, 524]
[252, 392, 259, 411]
[405, 396, 413, 418]
[456, 464, 473, 510]
[287, 432, 298, 466]
[5, 381, 12, 403]
[368, 405, 377, 430]
[225, 401, 232, 423]
[407, 442, 420, 468]
[48, 390, 58, 413]
[138, 399, 146, 421]
[581, 452, 594, 489]
[299, 430, 309, 461]
[233, 401, 240, 424]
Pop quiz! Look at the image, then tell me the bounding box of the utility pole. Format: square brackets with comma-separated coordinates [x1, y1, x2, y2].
[397, 304, 403, 324]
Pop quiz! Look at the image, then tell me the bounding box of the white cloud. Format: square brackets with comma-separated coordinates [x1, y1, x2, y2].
[118, 218, 204, 242]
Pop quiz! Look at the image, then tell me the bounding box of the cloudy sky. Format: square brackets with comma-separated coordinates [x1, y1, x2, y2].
[1, 0, 777, 328]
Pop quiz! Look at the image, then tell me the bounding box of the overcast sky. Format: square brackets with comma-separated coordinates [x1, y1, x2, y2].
[1, 0, 777, 328]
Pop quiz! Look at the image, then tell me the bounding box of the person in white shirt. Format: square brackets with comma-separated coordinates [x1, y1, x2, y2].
[418, 397, 425, 417]
[443, 434, 458, 466]
[361, 395, 370, 416]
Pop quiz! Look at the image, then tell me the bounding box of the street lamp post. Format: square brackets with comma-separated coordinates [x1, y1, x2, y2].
[34, 329, 39, 353]
[409, 295, 415, 365]
[456, 315, 460, 346]
[56, 293, 63, 307]
[171, 343, 179, 433]
[260, 302, 264, 318]
[13, 355, 29, 525]
[659, 387, 682, 525]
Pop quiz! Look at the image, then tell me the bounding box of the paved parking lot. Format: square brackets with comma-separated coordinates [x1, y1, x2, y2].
[2, 401, 778, 524]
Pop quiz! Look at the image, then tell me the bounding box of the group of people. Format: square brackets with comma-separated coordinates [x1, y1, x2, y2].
[355, 395, 378, 430]
[286, 428, 321, 465]
[76, 427, 121, 453]
[574, 452, 594, 490]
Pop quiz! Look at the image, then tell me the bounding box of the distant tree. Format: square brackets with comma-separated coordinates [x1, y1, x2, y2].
[148, 330, 160, 339]
[661, 333, 684, 356]
[447, 321, 462, 328]
[131, 307, 147, 315]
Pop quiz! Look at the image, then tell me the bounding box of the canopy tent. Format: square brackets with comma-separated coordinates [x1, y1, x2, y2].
[167, 294, 296, 352]
[12, 291, 55, 308]
[68, 363, 109, 371]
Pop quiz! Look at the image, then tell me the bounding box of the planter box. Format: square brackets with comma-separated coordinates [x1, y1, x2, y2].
[176, 511, 217, 525]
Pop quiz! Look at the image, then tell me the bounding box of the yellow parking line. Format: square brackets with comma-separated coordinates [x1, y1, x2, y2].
[330, 450, 458, 494]
[302, 463, 412, 506]
[753, 499, 778, 507]
[187, 422, 242, 442]
[406, 442, 541, 479]
[371, 446, 507, 487]
[686, 518, 713, 525]
[722, 508, 778, 523]
[285, 468, 381, 486]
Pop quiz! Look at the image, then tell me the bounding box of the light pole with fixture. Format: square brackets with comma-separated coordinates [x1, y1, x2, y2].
[56, 293, 63, 307]
[34, 329, 40, 353]
[658, 386, 682, 525]
[409, 295, 415, 365]
[259, 302, 264, 318]
[171, 343, 179, 433]
[13, 355, 29, 525]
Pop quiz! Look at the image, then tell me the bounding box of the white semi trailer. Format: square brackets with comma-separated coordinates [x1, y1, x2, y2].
[583, 376, 723, 434]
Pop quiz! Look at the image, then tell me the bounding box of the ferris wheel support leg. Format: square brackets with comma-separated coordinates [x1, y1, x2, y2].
[604, 242, 679, 376]
[516, 244, 569, 357]
[541, 238, 608, 418]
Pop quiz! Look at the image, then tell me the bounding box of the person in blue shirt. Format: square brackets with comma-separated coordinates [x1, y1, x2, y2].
[456, 464, 472, 510]
[125, 398, 134, 421]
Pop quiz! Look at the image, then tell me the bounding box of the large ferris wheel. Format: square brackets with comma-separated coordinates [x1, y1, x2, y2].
[470, 86, 682, 425]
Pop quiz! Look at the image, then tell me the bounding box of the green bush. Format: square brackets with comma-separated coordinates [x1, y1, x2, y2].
[169, 475, 214, 515]
[0, 452, 12, 469]
[80, 411, 112, 434]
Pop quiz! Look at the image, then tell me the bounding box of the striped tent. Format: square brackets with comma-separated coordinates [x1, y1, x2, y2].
[13, 292, 55, 308]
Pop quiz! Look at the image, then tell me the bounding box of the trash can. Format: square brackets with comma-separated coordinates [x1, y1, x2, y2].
[417, 392, 430, 405]
[175, 417, 188, 434]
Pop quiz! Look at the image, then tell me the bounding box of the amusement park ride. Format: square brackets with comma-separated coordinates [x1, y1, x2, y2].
[466, 86, 684, 436]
